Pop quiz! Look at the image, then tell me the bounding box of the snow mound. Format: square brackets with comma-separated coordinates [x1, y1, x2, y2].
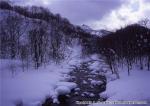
[90, 67, 150, 106]
[91, 80, 103, 86]
[52, 82, 77, 103]
[55, 86, 71, 95]
[0, 59, 75, 106]
[101, 69, 150, 101]
[56, 82, 77, 91]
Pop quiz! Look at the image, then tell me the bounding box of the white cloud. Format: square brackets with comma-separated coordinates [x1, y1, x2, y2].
[12, 0, 53, 6]
[12, 0, 122, 26]
[88, 0, 150, 30]
[11, 0, 150, 30]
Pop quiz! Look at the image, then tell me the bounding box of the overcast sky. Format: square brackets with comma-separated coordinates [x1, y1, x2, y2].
[11, 0, 150, 30]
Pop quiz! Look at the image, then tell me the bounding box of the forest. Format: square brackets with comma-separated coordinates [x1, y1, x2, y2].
[1, 1, 150, 106]
[1, 1, 150, 76]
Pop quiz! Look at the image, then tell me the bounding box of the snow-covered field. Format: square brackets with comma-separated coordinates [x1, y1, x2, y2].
[90, 66, 150, 106]
[0, 43, 83, 106]
[0, 57, 79, 106]
[1, 55, 150, 106]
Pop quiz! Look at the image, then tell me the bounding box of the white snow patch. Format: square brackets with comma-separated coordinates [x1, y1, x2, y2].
[91, 80, 103, 86]
[0, 59, 76, 106]
[89, 93, 95, 97]
[90, 67, 150, 106]
[56, 82, 77, 93]
[89, 61, 100, 71]
[55, 86, 71, 95]
[83, 80, 88, 84]
[102, 70, 150, 101]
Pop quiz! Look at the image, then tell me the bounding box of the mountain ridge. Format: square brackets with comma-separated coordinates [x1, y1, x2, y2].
[80, 24, 111, 37]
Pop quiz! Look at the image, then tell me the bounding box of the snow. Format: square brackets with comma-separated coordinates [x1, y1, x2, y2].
[144, 38, 148, 43]
[102, 70, 150, 101]
[83, 80, 88, 84]
[90, 80, 103, 86]
[0, 42, 82, 106]
[74, 88, 80, 91]
[56, 82, 77, 90]
[55, 86, 71, 95]
[53, 82, 77, 103]
[89, 61, 101, 71]
[0, 59, 76, 106]
[90, 66, 150, 106]
[53, 81, 77, 101]
[80, 24, 111, 37]
[89, 93, 95, 97]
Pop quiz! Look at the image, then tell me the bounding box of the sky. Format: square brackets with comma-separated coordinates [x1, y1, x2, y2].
[10, 0, 150, 30]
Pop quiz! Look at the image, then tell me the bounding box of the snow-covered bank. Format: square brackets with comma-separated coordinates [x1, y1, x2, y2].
[90, 66, 150, 106]
[0, 53, 103, 106]
[101, 70, 150, 101]
[0, 44, 83, 106]
[0, 59, 76, 106]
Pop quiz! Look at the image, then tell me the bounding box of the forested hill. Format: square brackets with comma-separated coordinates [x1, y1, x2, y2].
[0, 1, 150, 73]
[0, 1, 98, 68]
[96, 24, 150, 74]
[0, 1, 92, 38]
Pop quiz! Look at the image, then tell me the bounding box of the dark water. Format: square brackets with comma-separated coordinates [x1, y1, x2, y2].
[42, 62, 107, 106]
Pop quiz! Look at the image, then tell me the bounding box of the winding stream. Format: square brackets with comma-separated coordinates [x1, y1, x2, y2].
[42, 61, 107, 106]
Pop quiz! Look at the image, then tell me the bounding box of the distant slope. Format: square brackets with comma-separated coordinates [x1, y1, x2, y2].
[0, 1, 150, 71]
[0, 1, 99, 67]
[80, 24, 112, 37]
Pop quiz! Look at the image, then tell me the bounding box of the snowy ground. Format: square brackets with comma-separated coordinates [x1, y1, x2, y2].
[0, 45, 82, 106]
[90, 66, 150, 106]
[0, 53, 103, 106]
[0, 59, 75, 106]
[1, 54, 150, 106]
[0, 52, 85, 106]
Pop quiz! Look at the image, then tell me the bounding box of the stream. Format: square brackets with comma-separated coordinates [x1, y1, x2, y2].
[42, 61, 107, 106]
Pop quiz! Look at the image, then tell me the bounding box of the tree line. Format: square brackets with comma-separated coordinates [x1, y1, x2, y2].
[0, 1, 80, 69]
[0, 1, 150, 76]
[0, 1, 96, 69]
[95, 24, 150, 76]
